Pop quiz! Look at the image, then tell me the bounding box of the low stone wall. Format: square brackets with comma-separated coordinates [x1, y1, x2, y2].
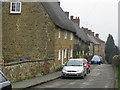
[3, 59, 55, 82]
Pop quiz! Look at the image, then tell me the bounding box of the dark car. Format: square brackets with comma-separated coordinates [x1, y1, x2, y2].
[91, 55, 103, 64]
[0, 70, 12, 90]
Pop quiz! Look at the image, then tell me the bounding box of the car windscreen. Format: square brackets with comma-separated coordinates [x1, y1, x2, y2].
[0, 72, 8, 83]
[65, 60, 83, 66]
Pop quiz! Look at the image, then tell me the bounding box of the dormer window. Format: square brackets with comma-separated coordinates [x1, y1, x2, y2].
[10, 2, 21, 14]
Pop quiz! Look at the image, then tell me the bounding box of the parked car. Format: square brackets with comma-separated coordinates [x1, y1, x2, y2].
[91, 55, 103, 64]
[80, 58, 91, 74]
[0, 70, 12, 90]
[62, 59, 87, 79]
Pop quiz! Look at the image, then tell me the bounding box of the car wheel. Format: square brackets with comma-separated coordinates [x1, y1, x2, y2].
[87, 71, 88, 74]
[62, 76, 66, 79]
[89, 70, 90, 73]
[81, 74, 85, 79]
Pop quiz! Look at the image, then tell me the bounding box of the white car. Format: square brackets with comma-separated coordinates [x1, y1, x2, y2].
[62, 59, 87, 79]
[0, 70, 12, 90]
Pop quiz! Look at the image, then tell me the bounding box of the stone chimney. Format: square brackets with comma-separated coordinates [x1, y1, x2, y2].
[82, 27, 94, 36]
[70, 16, 74, 20]
[95, 33, 99, 38]
[70, 16, 80, 26]
[58, 1, 60, 6]
[91, 32, 94, 36]
[64, 12, 69, 18]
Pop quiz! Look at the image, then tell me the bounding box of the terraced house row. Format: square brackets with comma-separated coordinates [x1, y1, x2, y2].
[1, 2, 105, 82]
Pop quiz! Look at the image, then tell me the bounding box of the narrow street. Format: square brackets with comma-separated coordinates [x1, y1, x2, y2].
[29, 64, 115, 88]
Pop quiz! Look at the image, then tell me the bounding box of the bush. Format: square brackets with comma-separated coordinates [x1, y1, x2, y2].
[55, 65, 63, 72]
[112, 55, 120, 67]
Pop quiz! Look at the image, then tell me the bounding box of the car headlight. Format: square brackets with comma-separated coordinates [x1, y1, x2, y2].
[62, 68, 67, 72]
[77, 70, 83, 73]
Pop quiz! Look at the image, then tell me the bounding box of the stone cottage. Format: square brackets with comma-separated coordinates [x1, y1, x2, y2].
[82, 27, 105, 56]
[1, 2, 92, 82]
[94, 34, 105, 57]
[42, 2, 90, 66]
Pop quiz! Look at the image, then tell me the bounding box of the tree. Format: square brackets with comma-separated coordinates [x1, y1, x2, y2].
[105, 34, 116, 64]
[115, 45, 120, 55]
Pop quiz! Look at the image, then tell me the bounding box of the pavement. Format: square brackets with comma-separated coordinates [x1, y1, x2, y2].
[12, 71, 61, 89]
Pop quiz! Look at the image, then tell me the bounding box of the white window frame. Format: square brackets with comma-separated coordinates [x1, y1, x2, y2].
[64, 31, 67, 39]
[82, 51, 85, 55]
[58, 30, 61, 38]
[10, 2, 21, 14]
[64, 49, 67, 58]
[58, 50, 61, 60]
[70, 49, 73, 57]
[70, 33, 73, 40]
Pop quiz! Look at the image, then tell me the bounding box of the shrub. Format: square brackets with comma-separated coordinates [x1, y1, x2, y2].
[112, 55, 120, 67]
[55, 65, 63, 72]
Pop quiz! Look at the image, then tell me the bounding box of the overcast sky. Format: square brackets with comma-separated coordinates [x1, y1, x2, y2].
[60, 0, 119, 45]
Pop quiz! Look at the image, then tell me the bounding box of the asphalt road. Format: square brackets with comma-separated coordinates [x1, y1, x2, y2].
[30, 64, 115, 88]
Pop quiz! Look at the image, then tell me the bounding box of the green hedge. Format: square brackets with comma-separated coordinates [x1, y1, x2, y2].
[112, 55, 120, 67]
[112, 55, 120, 89]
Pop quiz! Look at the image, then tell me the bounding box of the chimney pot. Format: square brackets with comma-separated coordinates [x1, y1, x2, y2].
[70, 16, 74, 20]
[65, 12, 69, 18]
[58, 1, 60, 6]
[95, 33, 99, 38]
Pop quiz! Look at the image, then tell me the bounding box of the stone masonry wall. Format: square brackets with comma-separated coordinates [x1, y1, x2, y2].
[2, 2, 55, 62]
[3, 59, 55, 82]
[54, 27, 75, 66]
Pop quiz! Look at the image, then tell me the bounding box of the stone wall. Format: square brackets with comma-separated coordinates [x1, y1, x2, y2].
[3, 59, 55, 82]
[2, 2, 55, 62]
[54, 27, 75, 66]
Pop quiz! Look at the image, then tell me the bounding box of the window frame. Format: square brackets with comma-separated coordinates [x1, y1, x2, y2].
[58, 30, 61, 38]
[64, 49, 67, 58]
[64, 31, 67, 39]
[70, 33, 73, 40]
[70, 49, 73, 57]
[10, 2, 21, 14]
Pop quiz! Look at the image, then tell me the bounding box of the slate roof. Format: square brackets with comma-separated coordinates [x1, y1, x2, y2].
[41, 2, 90, 43]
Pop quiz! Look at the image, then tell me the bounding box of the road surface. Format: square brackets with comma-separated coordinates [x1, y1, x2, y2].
[30, 64, 115, 88]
